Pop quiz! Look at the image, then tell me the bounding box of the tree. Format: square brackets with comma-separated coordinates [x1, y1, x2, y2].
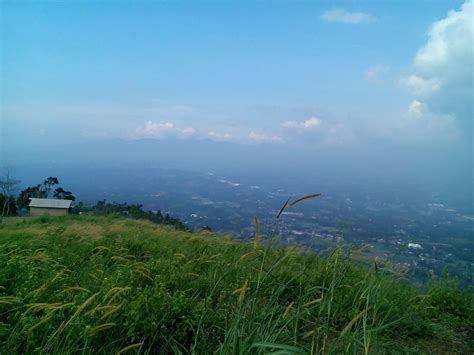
[53, 187, 75, 201]
[17, 176, 76, 209]
[0, 169, 21, 222]
[0, 195, 17, 216]
[17, 184, 46, 210]
[43, 177, 59, 197]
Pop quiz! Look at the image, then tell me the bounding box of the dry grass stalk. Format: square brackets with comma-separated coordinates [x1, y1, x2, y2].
[288, 194, 321, 207]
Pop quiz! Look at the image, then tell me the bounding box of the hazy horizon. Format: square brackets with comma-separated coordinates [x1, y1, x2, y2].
[2, 2, 474, 350]
[1, 0, 473, 206]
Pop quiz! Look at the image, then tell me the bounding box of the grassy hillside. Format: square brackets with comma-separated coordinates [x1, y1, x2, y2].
[0, 216, 472, 354]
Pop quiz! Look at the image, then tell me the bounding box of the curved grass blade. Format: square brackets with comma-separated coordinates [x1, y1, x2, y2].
[341, 307, 370, 336]
[116, 342, 144, 354]
[254, 217, 260, 248]
[254, 217, 259, 242]
[288, 193, 321, 207]
[276, 197, 291, 219]
[373, 258, 378, 273]
[250, 342, 307, 354]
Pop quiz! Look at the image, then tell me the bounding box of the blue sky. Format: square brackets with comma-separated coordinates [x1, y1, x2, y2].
[1, 0, 472, 155]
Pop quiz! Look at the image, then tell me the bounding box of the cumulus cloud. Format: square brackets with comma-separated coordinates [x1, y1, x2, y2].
[134, 123, 285, 145]
[280, 116, 354, 146]
[248, 131, 284, 144]
[401, 74, 441, 98]
[414, 2, 472, 74]
[320, 8, 376, 25]
[135, 121, 195, 139]
[207, 131, 234, 142]
[208, 130, 284, 145]
[402, 99, 459, 141]
[402, 0, 473, 137]
[408, 100, 425, 118]
[282, 117, 322, 129]
[365, 64, 388, 83]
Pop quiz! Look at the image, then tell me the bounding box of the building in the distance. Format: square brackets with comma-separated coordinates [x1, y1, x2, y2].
[29, 198, 72, 216]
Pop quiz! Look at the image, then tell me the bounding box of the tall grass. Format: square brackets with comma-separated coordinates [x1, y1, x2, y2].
[0, 215, 472, 353]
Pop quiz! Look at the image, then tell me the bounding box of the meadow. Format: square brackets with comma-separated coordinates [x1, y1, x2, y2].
[0, 215, 472, 353]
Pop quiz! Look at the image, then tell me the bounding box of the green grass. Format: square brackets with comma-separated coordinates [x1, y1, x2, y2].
[0, 215, 472, 353]
[0, 216, 37, 224]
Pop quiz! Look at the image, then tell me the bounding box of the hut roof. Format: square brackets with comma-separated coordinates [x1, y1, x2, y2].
[29, 198, 72, 209]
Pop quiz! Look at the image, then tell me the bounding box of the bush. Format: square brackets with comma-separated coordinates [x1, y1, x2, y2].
[426, 269, 473, 327]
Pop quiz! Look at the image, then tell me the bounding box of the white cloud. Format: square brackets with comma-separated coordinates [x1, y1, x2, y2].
[402, 100, 459, 141]
[401, 74, 441, 98]
[408, 100, 425, 118]
[248, 131, 284, 144]
[402, 0, 473, 137]
[135, 121, 195, 139]
[320, 8, 376, 25]
[414, 1, 472, 74]
[365, 64, 388, 83]
[282, 117, 322, 129]
[207, 131, 234, 142]
[280, 116, 355, 146]
[179, 127, 196, 137]
[208, 130, 285, 145]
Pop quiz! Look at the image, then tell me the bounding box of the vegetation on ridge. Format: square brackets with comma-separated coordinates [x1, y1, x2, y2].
[0, 215, 472, 353]
[72, 200, 190, 231]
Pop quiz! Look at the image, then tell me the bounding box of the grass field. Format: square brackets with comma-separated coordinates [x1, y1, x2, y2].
[0, 215, 472, 353]
[0, 216, 37, 224]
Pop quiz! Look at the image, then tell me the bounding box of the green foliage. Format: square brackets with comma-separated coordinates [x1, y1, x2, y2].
[425, 268, 473, 328]
[43, 176, 59, 196]
[73, 200, 189, 231]
[53, 187, 76, 201]
[0, 171, 21, 219]
[17, 177, 75, 209]
[17, 184, 46, 209]
[0, 194, 17, 216]
[0, 216, 472, 353]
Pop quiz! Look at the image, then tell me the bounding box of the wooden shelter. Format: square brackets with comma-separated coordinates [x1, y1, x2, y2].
[29, 198, 72, 216]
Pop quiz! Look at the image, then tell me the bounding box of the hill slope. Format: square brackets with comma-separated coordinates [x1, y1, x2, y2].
[0, 216, 472, 353]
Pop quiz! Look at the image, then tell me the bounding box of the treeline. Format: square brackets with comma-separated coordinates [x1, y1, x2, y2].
[1, 172, 190, 231]
[0, 170, 21, 217]
[1, 175, 75, 218]
[72, 200, 189, 231]
[17, 177, 76, 209]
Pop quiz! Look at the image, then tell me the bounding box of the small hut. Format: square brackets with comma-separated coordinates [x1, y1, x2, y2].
[29, 198, 72, 216]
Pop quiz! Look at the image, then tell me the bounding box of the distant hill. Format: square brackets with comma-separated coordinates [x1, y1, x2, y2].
[0, 215, 472, 353]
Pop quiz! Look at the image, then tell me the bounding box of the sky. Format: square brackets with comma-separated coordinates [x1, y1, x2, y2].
[1, 0, 473, 185]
